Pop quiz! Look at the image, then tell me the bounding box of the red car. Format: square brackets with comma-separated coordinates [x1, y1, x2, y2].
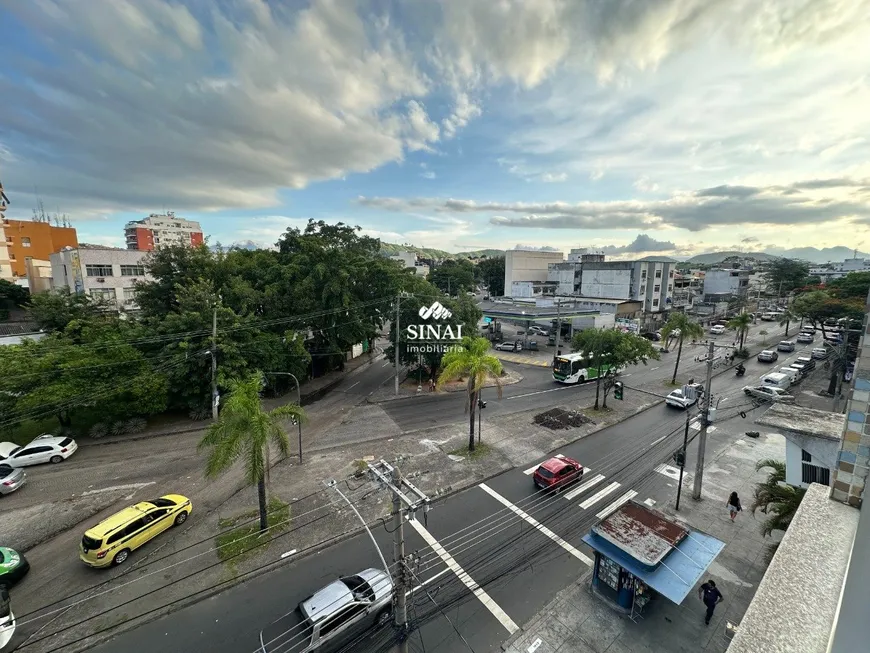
[533, 456, 584, 490]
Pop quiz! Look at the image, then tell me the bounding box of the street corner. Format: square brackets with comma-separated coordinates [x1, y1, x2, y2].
[440, 367, 524, 393]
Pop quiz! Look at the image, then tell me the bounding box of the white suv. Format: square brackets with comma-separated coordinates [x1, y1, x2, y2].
[4, 435, 78, 468]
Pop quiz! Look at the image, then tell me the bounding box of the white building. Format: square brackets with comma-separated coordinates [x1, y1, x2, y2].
[389, 250, 429, 276]
[50, 246, 152, 309]
[579, 259, 676, 315]
[756, 404, 845, 489]
[125, 213, 204, 251]
[702, 268, 750, 297]
[809, 258, 870, 284]
[0, 221, 11, 283]
[504, 250, 564, 296]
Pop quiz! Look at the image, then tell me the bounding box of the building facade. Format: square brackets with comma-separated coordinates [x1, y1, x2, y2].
[702, 268, 750, 298]
[389, 251, 429, 276]
[1, 217, 78, 282]
[124, 213, 204, 251]
[50, 246, 152, 309]
[504, 250, 564, 296]
[810, 258, 870, 284]
[579, 259, 676, 315]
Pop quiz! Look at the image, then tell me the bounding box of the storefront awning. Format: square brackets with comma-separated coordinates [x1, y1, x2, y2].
[582, 529, 725, 605]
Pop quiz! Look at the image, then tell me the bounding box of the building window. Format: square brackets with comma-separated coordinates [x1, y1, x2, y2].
[90, 288, 117, 302]
[122, 288, 138, 306]
[120, 265, 145, 276]
[655, 270, 662, 278]
[667, 284, 673, 292]
[654, 284, 661, 293]
[641, 270, 647, 279]
[802, 449, 812, 462]
[21, 237, 31, 248]
[85, 264, 114, 277]
[669, 270, 674, 277]
[652, 298, 659, 307]
[801, 449, 830, 485]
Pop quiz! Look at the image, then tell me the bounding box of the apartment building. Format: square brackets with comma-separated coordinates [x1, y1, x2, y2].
[504, 249, 564, 296]
[702, 267, 750, 300]
[50, 245, 152, 309]
[0, 217, 78, 283]
[125, 212, 204, 251]
[579, 259, 676, 315]
[389, 250, 429, 276]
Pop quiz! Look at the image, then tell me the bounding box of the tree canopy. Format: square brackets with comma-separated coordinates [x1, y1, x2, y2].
[429, 259, 476, 295]
[763, 258, 810, 295]
[475, 257, 505, 296]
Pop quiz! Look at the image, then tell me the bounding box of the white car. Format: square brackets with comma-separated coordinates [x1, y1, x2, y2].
[811, 347, 829, 359]
[3, 435, 78, 468]
[743, 386, 794, 403]
[665, 388, 698, 409]
[495, 341, 523, 352]
[0, 442, 20, 464]
[710, 325, 726, 335]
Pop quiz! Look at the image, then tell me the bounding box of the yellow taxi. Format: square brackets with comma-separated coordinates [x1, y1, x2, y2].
[79, 494, 192, 568]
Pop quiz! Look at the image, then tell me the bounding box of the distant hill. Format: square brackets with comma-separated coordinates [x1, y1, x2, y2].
[686, 251, 780, 265]
[379, 242, 504, 260]
[766, 246, 870, 264]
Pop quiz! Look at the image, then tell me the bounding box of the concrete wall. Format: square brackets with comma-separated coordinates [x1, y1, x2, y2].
[505, 250, 564, 296]
[547, 262, 578, 295]
[50, 247, 152, 309]
[703, 268, 749, 295]
[580, 266, 633, 299]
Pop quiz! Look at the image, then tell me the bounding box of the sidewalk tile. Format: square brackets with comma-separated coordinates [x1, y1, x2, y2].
[513, 616, 574, 653]
[554, 632, 597, 653]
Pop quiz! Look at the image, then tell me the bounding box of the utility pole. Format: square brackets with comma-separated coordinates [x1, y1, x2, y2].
[211, 305, 219, 421]
[554, 299, 562, 360]
[395, 293, 401, 395]
[692, 340, 715, 501]
[675, 409, 690, 511]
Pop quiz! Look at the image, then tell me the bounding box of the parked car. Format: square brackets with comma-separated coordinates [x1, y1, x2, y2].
[787, 363, 809, 380]
[762, 372, 791, 391]
[796, 332, 814, 344]
[533, 456, 584, 491]
[529, 326, 548, 336]
[776, 367, 800, 384]
[3, 435, 78, 468]
[0, 443, 19, 465]
[802, 325, 816, 334]
[665, 388, 699, 409]
[80, 494, 192, 567]
[811, 347, 829, 360]
[259, 568, 393, 653]
[776, 341, 795, 353]
[640, 332, 661, 342]
[743, 386, 795, 403]
[0, 546, 29, 588]
[0, 465, 25, 496]
[795, 355, 816, 370]
[757, 350, 779, 363]
[709, 325, 726, 335]
[494, 341, 523, 352]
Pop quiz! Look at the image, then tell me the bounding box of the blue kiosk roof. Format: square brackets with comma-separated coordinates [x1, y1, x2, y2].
[582, 528, 725, 605]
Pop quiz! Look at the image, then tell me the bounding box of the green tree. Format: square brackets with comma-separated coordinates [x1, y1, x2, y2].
[825, 272, 870, 300]
[751, 459, 806, 560]
[571, 329, 659, 409]
[728, 312, 753, 354]
[26, 288, 110, 332]
[474, 257, 505, 296]
[660, 313, 704, 384]
[429, 259, 476, 296]
[198, 372, 306, 531]
[0, 279, 30, 309]
[437, 337, 503, 452]
[764, 258, 810, 296]
[792, 290, 864, 338]
[778, 307, 798, 337]
[135, 244, 220, 319]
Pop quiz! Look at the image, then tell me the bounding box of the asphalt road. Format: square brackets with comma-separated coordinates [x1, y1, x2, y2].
[83, 339, 802, 653]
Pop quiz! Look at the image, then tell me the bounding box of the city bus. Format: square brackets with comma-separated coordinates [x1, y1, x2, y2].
[553, 352, 617, 384]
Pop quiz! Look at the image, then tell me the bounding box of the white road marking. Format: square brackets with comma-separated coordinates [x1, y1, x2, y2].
[280, 549, 298, 559]
[650, 366, 660, 371]
[528, 639, 543, 653]
[409, 518, 520, 634]
[579, 482, 621, 509]
[406, 567, 451, 597]
[649, 434, 668, 447]
[81, 481, 156, 496]
[596, 490, 638, 519]
[508, 386, 572, 400]
[655, 463, 683, 481]
[643, 498, 657, 507]
[563, 474, 604, 500]
[522, 454, 565, 475]
[690, 420, 701, 431]
[479, 483, 592, 566]
[346, 381, 360, 390]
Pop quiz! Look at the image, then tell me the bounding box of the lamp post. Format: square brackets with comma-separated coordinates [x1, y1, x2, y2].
[265, 372, 304, 463]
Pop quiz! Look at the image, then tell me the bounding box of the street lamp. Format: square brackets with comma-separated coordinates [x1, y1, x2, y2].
[265, 372, 304, 463]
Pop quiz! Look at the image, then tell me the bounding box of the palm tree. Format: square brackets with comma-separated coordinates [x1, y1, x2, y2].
[660, 313, 704, 384]
[198, 372, 306, 531]
[751, 459, 806, 558]
[728, 312, 753, 353]
[778, 308, 798, 337]
[437, 336, 503, 452]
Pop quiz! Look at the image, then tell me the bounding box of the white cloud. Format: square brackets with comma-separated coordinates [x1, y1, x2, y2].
[442, 92, 482, 138]
[421, 171, 436, 179]
[404, 100, 440, 152]
[540, 172, 567, 183]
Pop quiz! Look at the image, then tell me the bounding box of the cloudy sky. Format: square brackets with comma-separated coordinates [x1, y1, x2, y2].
[1, 0, 870, 257]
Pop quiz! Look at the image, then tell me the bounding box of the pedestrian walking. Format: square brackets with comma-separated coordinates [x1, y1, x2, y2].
[699, 579, 723, 625]
[727, 492, 742, 521]
[429, 377, 436, 392]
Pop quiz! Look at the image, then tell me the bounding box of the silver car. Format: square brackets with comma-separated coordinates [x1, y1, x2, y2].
[0, 464, 25, 495]
[260, 568, 393, 652]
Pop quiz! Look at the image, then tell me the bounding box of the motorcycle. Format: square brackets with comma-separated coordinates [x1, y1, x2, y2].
[735, 366, 746, 377]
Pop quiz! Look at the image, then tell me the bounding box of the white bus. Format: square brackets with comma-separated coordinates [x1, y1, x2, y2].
[553, 352, 617, 384]
[760, 311, 783, 321]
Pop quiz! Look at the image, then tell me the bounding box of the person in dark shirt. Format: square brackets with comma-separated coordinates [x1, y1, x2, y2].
[699, 579, 723, 625]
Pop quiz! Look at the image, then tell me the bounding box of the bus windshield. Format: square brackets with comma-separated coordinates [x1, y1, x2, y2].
[554, 358, 573, 376]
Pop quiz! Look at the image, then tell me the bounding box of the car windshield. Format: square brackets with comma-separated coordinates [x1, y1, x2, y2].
[670, 391, 684, 398]
[0, 465, 13, 479]
[536, 467, 556, 479]
[149, 497, 177, 508]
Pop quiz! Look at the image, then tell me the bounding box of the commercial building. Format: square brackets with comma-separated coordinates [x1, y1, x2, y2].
[504, 249, 564, 296]
[124, 212, 204, 251]
[579, 259, 676, 316]
[809, 257, 870, 284]
[0, 217, 78, 284]
[388, 250, 429, 276]
[50, 245, 152, 309]
[702, 267, 750, 300]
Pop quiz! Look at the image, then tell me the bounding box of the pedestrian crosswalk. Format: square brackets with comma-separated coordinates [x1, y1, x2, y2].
[493, 352, 552, 368]
[690, 418, 717, 433]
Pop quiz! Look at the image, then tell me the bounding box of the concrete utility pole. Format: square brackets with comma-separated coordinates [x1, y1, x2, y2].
[675, 409, 690, 511]
[554, 299, 562, 360]
[366, 460, 430, 653]
[395, 293, 401, 395]
[692, 340, 715, 501]
[211, 305, 219, 421]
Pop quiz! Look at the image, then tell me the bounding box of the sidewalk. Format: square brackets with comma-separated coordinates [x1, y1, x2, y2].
[503, 426, 785, 653]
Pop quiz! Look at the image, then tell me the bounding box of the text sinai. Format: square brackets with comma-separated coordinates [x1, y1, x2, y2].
[407, 324, 464, 340]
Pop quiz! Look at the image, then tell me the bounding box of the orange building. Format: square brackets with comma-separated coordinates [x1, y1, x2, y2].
[2, 218, 78, 278]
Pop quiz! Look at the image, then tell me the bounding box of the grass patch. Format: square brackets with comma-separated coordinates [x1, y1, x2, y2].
[449, 441, 492, 459]
[582, 407, 611, 418]
[662, 379, 681, 388]
[214, 495, 291, 567]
